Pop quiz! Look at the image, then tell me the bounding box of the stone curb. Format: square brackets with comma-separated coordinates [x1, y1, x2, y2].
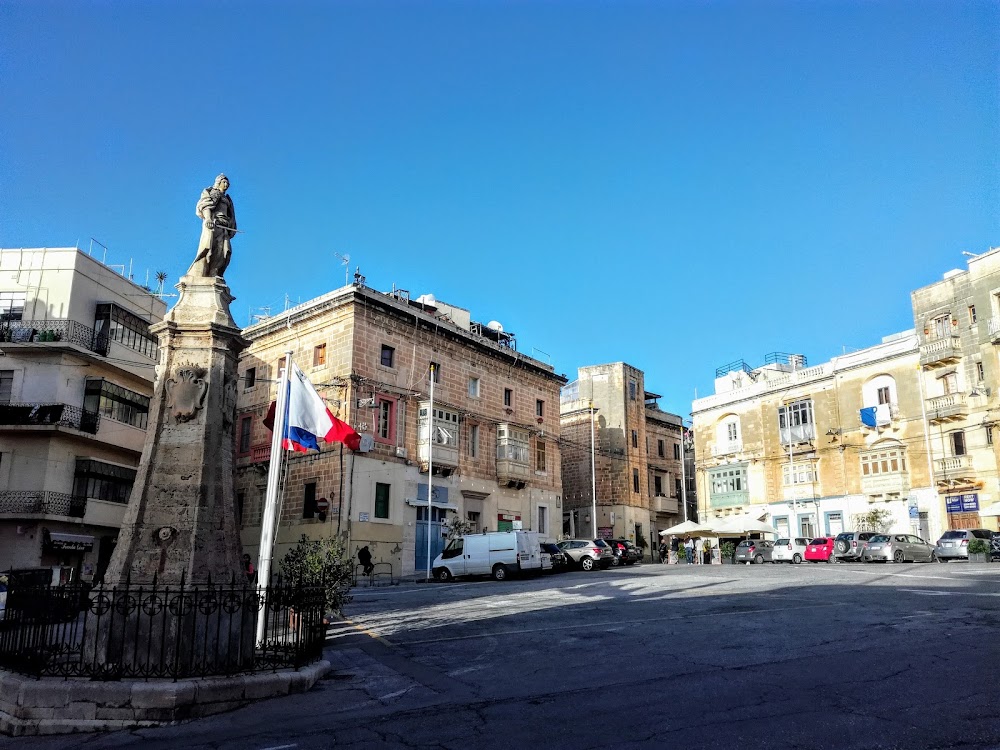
[0, 660, 331, 737]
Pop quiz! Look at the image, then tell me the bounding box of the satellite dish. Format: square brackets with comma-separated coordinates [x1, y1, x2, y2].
[486, 320, 504, 332]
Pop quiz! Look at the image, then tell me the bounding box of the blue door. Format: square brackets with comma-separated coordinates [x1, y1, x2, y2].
[415, 507, 447, 575]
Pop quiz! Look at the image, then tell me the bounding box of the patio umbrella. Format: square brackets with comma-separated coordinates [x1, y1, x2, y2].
[711, 517, 779, 536]
[658, 520, 716, 536]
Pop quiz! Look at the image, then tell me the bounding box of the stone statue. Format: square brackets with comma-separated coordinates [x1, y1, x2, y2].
[187, 174, 237, 278]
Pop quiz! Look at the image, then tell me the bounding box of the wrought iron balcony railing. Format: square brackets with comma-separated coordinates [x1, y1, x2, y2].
[0, 319, 98, 351]
[0, 403, 100, 434]
[0, 490, 87, 518]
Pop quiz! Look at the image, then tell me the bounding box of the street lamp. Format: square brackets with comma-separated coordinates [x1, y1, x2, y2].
[590, 402, 598, 539]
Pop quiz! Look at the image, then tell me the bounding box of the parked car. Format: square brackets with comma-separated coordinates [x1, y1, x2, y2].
[804, 537, 837, 563]
[772, 537, 811, 564]
[591, 540, 616, 569]
[605, 539, 642, 566]
[432, 531, 543, 581]
[734, 539, 774, 564]
[557, 539, 613, 571]
[935, 528, 994, 561]
[540, 542, 569, 572]
[833, 531, 879, 562]
[862, 533, 937, 563]
[991, 532, 1000, 562]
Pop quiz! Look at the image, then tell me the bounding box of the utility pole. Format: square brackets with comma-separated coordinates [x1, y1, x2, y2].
[590, 402, 598, 539]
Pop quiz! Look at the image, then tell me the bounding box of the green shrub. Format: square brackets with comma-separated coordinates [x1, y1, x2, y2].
[967, 538, 989, 555]
[720, 541, 737, 560]
[280, 534, 354, 616]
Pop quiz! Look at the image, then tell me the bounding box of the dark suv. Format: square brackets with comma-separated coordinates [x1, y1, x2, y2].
[834, 531, 879, 561]
[605, 539, 642, 566]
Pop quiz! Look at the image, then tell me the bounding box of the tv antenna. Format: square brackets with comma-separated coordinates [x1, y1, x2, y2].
[334, 252, 350, 287]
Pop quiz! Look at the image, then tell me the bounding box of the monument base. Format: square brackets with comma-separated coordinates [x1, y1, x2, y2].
[0, 661, 331, 736]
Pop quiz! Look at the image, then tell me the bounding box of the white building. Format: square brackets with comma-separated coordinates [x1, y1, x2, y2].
[0, 248, 166, 580]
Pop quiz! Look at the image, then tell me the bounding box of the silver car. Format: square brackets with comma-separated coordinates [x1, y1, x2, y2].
[556, 539, 614, 571]
[772, 537, 811, 564]
[936, 529, 993, 561]
[734, 539, 774, 564]
[862, 534, 937, 563]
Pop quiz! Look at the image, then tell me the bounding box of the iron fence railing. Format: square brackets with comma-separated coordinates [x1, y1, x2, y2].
[0, 574, 326, 680]
[0, 490, 87, 518]
[0, 403, 100, 433]
[0, 318, 97, 350]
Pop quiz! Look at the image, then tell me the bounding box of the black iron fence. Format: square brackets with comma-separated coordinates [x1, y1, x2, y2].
[0, 403, 100, 433]
[0, 319, 97, 350]
[0, 574, 326, 680]
[0, 490, 86, 518]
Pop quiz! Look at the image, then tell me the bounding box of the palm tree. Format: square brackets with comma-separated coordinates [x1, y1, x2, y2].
[155, 271, 168, 296]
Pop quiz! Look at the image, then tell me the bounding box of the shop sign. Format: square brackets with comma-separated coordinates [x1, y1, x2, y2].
[945, 493, 979, 513]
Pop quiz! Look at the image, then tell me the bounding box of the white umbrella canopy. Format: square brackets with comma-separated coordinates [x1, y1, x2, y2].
[658, 520, 717, 536]
[711, 517, 779, 536]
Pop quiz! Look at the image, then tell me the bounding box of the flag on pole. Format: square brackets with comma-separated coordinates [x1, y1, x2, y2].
[273, 363, 361, 452]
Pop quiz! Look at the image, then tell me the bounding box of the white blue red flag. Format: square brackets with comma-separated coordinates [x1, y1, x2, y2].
[281, 362, 361, 452]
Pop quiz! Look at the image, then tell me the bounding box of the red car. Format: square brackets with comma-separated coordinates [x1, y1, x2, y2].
[804, 536, 837, 563]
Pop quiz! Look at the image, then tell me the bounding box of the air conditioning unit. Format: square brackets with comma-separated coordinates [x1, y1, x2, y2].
[395, 446, 407, 458]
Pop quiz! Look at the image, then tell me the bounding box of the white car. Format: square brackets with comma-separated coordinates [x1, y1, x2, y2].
[771, 537, 811, 564]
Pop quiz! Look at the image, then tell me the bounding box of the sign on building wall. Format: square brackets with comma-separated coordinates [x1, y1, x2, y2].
[945, 493, 979, 513]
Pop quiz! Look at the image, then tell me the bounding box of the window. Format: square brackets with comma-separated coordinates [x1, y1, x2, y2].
[988, 425, 994, 446]
[245, 367, 256, 388]
[778, 399, 815, 443]
[654, 475, 663, 495]
[800, 516, 816, 538]
[466, 510, 480, 531]
[673, 443, 680, 460]
[504, 388, 513, 407]
[942, 371, 958, 394]
[675, 478, 682, 497]
[469, 424, 479, 458]
[419, 404, 459, 449]
[632, 468, 640, 493]
[238, 416, 253, 454]
[535, 440, 546, 472]
[469, 377, 480, 398]
[0, 371, 12, 404]
[709, 465, 748, 506]
[83, 379, 151, 430]
[236, 491, 245, 525]
[0, 292, 25, 321]
[657, 439, 665, 458]
[877, 386, 891, 405]
[951, 431, 966, 457]
[93, 303, 157, 358]
[277, 356, 286, 374]
[861, 447, 907, 475]
[496, 424, 529, 464]
[969, 305, 977, 324]
[303, 481, 317, 519]
[375, 396, 396, 443]
[313, 343, 326, 367]
[72, 459, 137, 505]
[380, 345, 395, 368]
[933, 315, 951, 339]
[429, 362, 440, 383]
[536, 399, 544, 418]
[537, 506, 548, 535]
[631, 430, 638, 448]
[783, 461, 817, 485]
[629, 380, 637, 400]
[374, 482, 390, 519]
[977, 362, 985, 382]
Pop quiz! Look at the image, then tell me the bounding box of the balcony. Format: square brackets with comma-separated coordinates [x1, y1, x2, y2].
[990, 317, 1000, 345]
[861, 472, 909, 495]
[0, 318, 99, 351]
[711, 440, 743, 457]
[653, 495, 679, 514]
[0, 490, 86, 518]
[935, 455, 975, 483]
[250, 443, 271, 463]
[920, 335, 962, 369]
[926, 393, 968, 425]
[0, 403, 100, 434]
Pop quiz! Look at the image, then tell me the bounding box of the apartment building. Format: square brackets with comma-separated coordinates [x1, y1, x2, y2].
[0, 248, 166, 579]
[690, 335, 946, 542]
[559, 363, 690, 547]
[235, 283, 566, 577]
[911, 249, 1000, 529]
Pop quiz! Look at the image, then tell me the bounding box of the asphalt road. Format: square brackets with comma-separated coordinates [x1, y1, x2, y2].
[8, 560, 1000, 750]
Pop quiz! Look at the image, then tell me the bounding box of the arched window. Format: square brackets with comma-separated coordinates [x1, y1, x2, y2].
[862, 374, 897, 409]
[714, 415, 741, 455]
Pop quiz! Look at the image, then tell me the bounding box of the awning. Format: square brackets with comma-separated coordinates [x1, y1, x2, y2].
[47, 532, 95, 551]
[405, 498, 458, 511]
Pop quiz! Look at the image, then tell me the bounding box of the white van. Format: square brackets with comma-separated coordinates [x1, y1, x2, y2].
[432, 531, 542, 581]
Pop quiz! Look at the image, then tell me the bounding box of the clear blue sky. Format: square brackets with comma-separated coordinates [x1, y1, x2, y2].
[2, 1, 997, 418]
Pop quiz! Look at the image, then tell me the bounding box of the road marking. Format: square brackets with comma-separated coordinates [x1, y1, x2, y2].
[260, 745, 298, 750]
[394, 602, 842, 646]
[379, 688, 412, 701]
[337, 616, 394, 646]
[900, 589, 953, 596]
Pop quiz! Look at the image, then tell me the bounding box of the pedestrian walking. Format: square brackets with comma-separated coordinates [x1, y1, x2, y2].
[658, 539, 668, 564]
[242, 553, 255, 582]
[670, 534, 680, 564]
[683, 535, 695, 564]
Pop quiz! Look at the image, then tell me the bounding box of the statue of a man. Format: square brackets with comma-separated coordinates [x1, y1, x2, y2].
[187, 174, 237, 278]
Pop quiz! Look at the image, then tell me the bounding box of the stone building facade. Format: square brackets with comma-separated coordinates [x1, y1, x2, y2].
[559, 363, 687, 547]
[0, 248, 166, 579]
[235, 283, 566, 577]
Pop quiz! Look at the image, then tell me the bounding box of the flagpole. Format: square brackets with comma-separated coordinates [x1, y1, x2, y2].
[257, 350, 292, 640]
[426, 364, 435, 582]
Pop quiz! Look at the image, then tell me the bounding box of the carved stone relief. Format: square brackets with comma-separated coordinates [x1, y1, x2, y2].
[165, 364, 209, 423]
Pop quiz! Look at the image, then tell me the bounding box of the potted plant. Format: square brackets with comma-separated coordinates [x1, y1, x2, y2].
[968, 538, 990, 563]
[720, 541, 736, 564]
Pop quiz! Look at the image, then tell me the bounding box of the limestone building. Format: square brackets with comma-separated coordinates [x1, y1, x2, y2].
[559, 363, 690, 547]
[235, 282, 566, 577]
[690, 335, 946, 541]
[0, 248, 166, 578]
[911, 248, 1000, 529]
